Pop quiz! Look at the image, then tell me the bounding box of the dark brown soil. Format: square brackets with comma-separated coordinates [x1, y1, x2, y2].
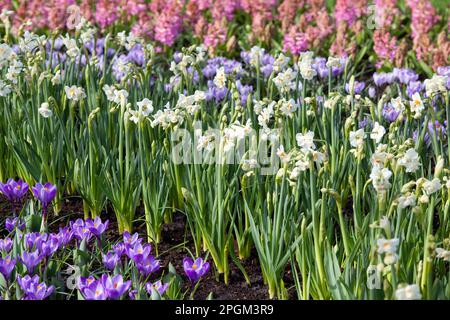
[0, 195, 296, 300]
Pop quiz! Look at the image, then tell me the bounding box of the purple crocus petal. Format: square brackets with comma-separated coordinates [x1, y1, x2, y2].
[136, 255, 160, 276]
[0, 256, 16, 280]
[183, 257, 210, 283]
[102, 274, 131, 300]
[0, 179, 29, 202]
[20, 250, 43, 273]
[32, 183, 57, 209]
[0, 237, 13, 253]
[82, 281, 108, 300]
[146, 280, 169, 296]
[102, 252, 120, 271]
[87, 217, 109, 237]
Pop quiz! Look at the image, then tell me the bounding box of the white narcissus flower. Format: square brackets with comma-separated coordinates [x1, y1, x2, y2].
[129, 99, 154, 124]
[370, 122, 385, 143]
[136, 98, 154, 116]
[424, 74, 446, 97]
[0, 43, 13, 68]
[103, 85, 116, 102]
[422, 178, 441, 195]
[213, 67, 227, 89]
[398, 148, 420, 173]
[435, 248, 450, 261]
[193, 90, 206, 103]
[376, 238, 399, 254]
[279, 99, 298, 118]
[272, 53, 289, 72]
[398, 193, 416, 209]
[349, 129, 365, 148]
[326, 56, 341, 68]
[370, 166, 392, 192]
[38, 102, 53, 118]
[409, 92, 424, 117]
[0, 80, 12, 97]
[391, 97, 405, 113]
[273, 68, 297, 93]
[384, 253, 398, 265]
[296, 131, 316, 151]
[64, 85, 86, 101]
[276, 145, 290, 163]
[395, 284, 422, 300]
[113, 89, 129, 105]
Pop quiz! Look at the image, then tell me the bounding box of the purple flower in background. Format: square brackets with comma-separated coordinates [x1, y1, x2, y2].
[0, 237, 12, 252]
[0, 256, 16, 280]
[382, 103, 400, 122]
[101, 274, 131, 300]
[146, 280, 169, 296]
[313, 57, 346, 79]
[393, 68, 419, 84]
[20, 250, 43, 273]
[0, 179, 29, 203]
[406, 81, 423, 98]
[136, 255, 160, 276]
[236, 80, 253, 105]
[358, 117, 370, 129]
[373, 72, 395, 87]
[102, 252, 120, 270]
[345, 81, 365, 94]
[368, 86, 376, 98]
[183, 257, 210, 283]
[5, 217, 25, 232]
[17, 274, 54, 300]
[32, 183, 57, 210]
[86, 217, 109, 237]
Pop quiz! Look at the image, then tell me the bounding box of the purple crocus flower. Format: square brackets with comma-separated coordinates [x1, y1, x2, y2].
[0, 256, 16, 280]
[123, 232, 141, 248]
[382, 103, 400, 123]
[32, 183, 57, 210]
[0, 179, 29, 203]
[102, 252, 120, 270]
[78, 276, 97, 291]
[70, 219, 92, 241]
[17, 274, 54, 300]
[24, 232, 47, 251]
[101, 274, 131, 300]
[183, 257, 210, 283]
[5, 217, 25, 232]
[0, 237, 13, 252]
[129, 289, 138, 300]
[86, 217, 109, 237]
[56, 226, 73, 247]
[345, 81, 365, 94]
[126, 242, 152, 263]
[20, 250, 43, 273]
[113, 242, 126, 256]
[406, 81, 423, 98]
[81, 280, 108, 300]
[146, 280, 169, 296]
[136, 255, 160, 276]
[37, 235, 60, 257]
